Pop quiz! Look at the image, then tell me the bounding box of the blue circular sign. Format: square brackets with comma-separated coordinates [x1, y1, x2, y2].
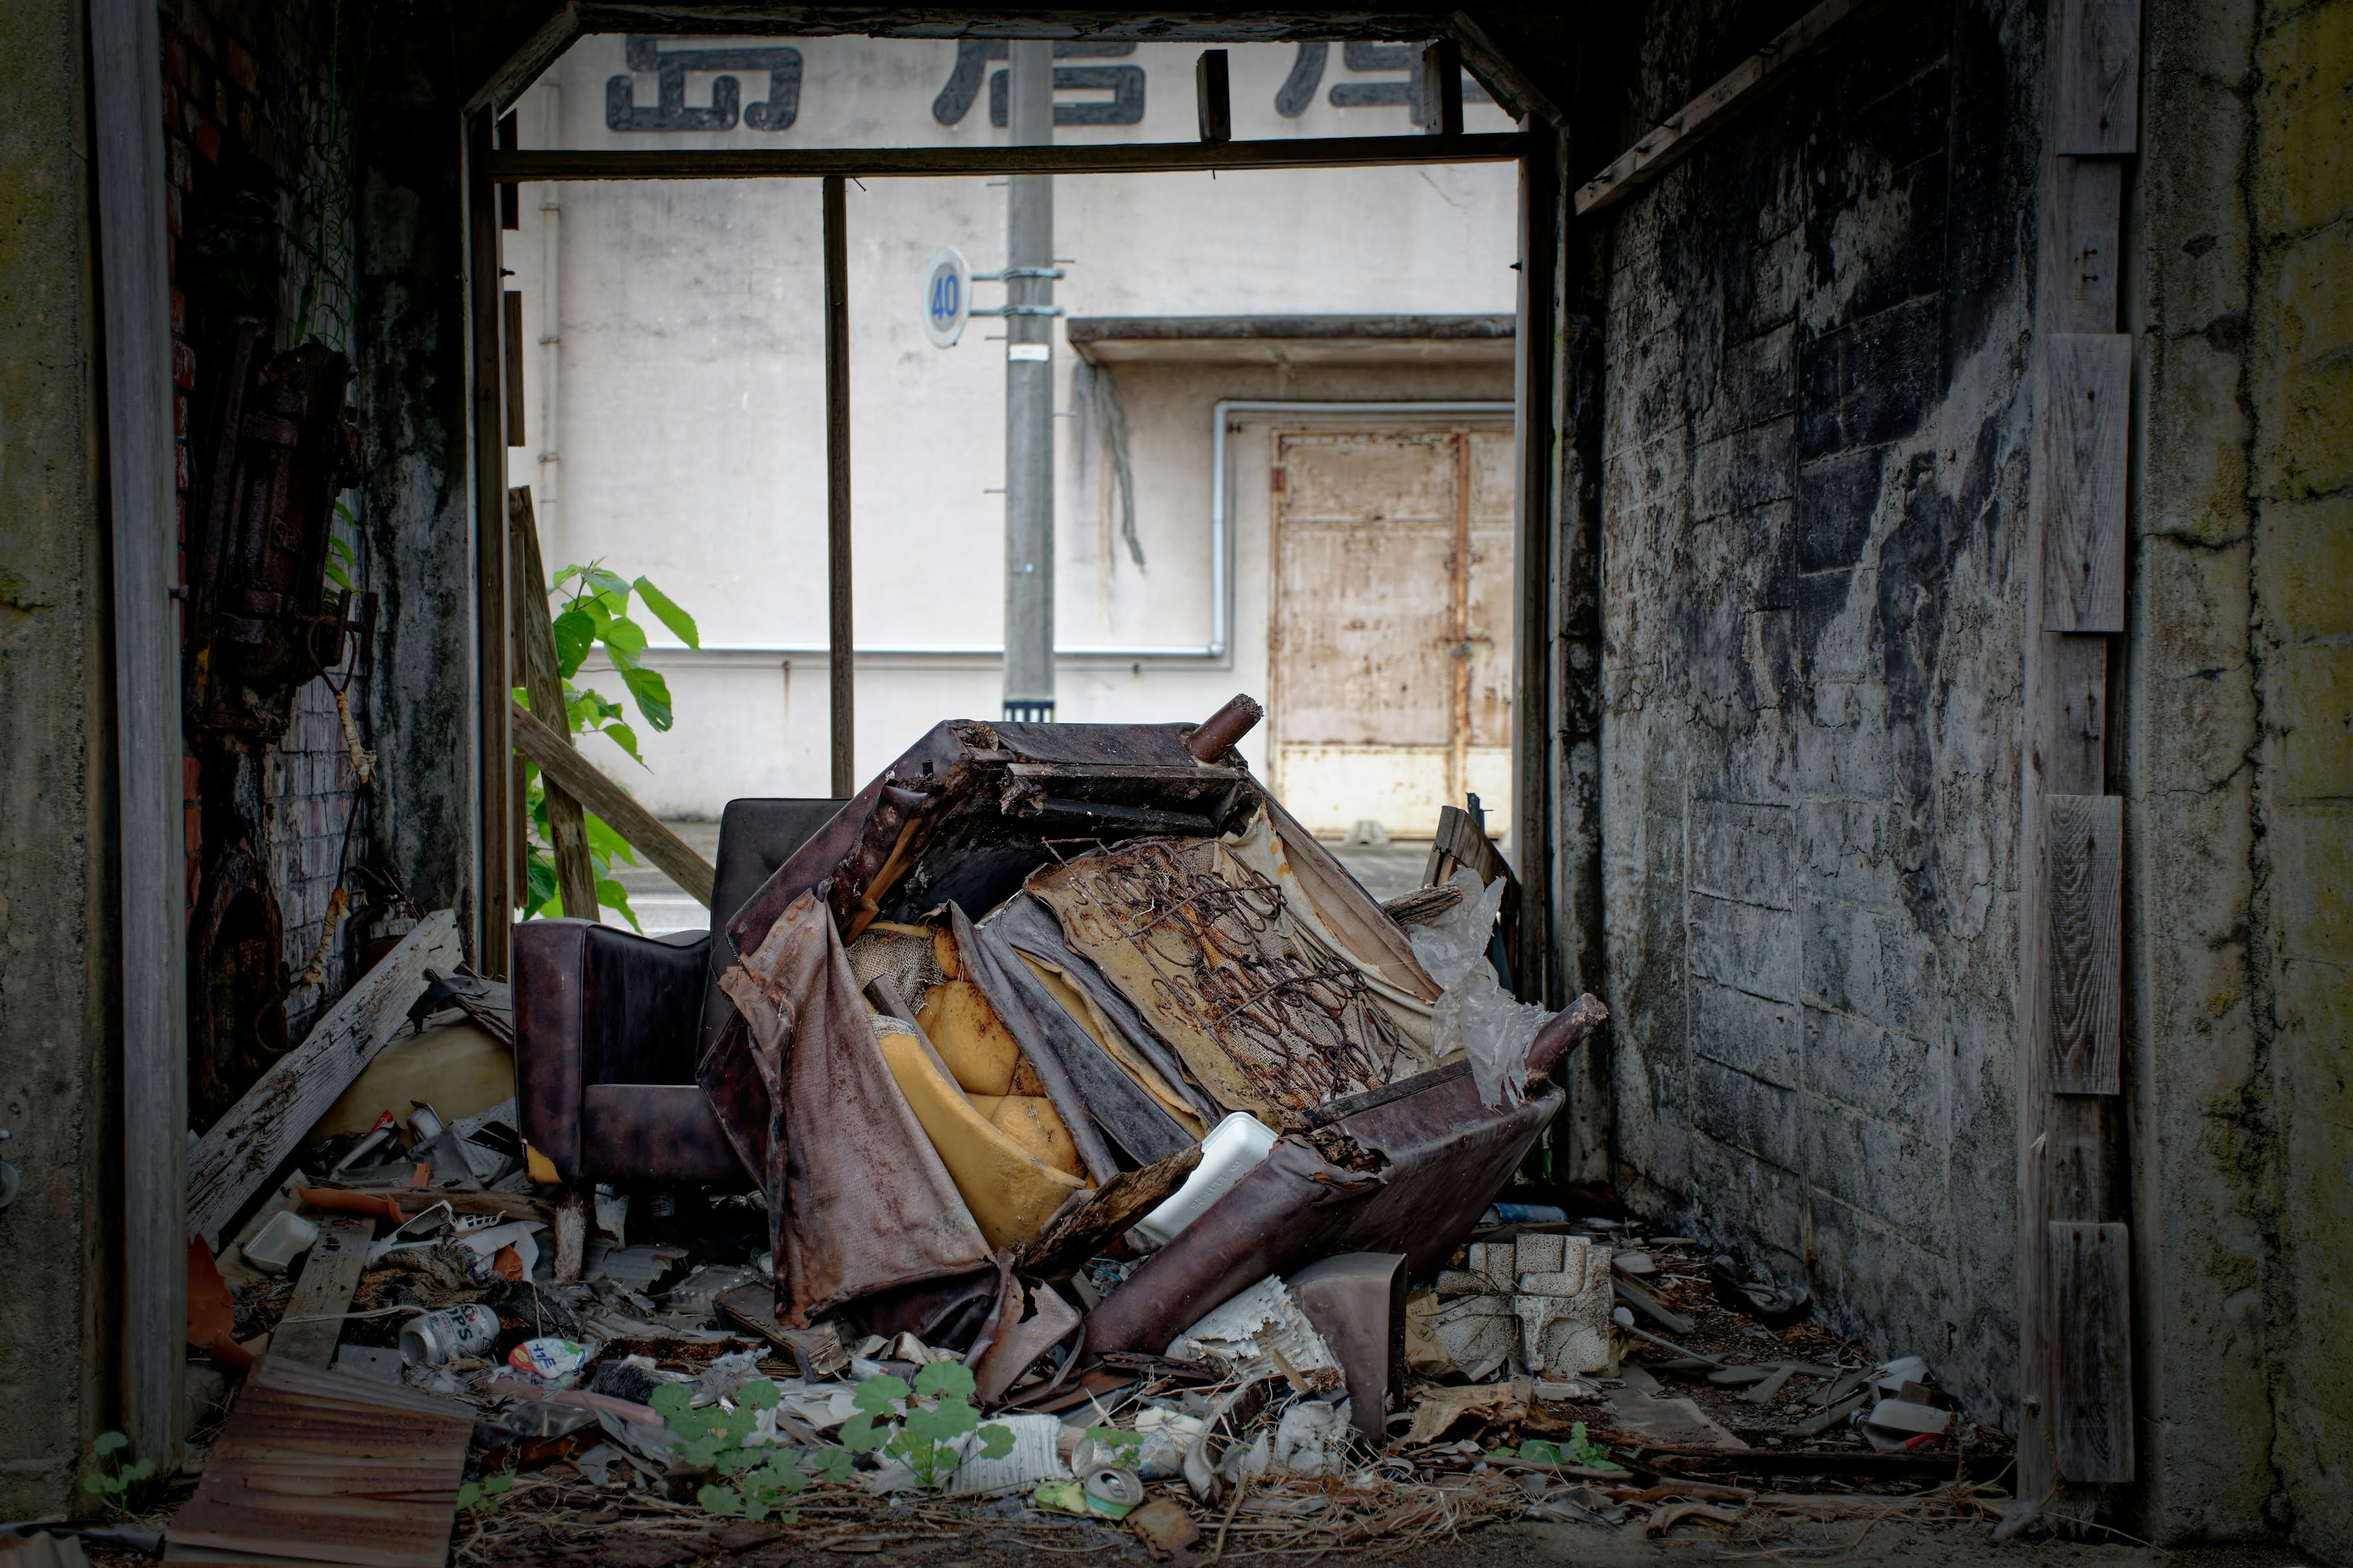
[923, 247, 970, 349]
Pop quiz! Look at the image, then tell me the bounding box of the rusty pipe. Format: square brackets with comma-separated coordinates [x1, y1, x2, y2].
[1184, 693, 1264, 762]
[1523, 992, 1608, 1080]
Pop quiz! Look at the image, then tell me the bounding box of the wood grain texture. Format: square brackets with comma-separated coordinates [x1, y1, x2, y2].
[271, 1216, 373, 1366]
[186, 912, 461, 1245]
[502, 290, 527, 445]
[1017, 1143, 1202, 1279]
[469, 109, 513, 975]
[509, 490, 599, 920]
[2055, 159, 2123, 333]
[92, 0, 189, 1468]
[2048, 1221, 2134, 1482]
[823, 175, 855, 799]
[2037, 333, 2131, 632]
[2039, 634, 2109, 796]
[1574, 0, 1884, 213]
[510, 701, 716, 905]
[2047, 793, 2123, 1093]
[2055, 0, 2141, 153]
[487, 132, 1531, 184]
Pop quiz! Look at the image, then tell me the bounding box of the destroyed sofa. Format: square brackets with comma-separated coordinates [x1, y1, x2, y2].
[514, 697, 1605, 1403]
[515, 797, 844, 1183]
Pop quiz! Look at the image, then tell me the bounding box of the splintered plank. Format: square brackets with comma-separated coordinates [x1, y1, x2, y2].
[2037, 334, 2132, 633]
[2048, 1221, 2134, 1482]
[271, 1216, 373, 1368]
[186, 911, 461, 1246]
[2055, 0, 2141, 154]
[510, 699, 714, 906]
[2046, 793, 2123, 1093]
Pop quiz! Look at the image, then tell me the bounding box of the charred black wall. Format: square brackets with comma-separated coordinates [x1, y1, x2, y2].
[1590, 0, 2041, 1424]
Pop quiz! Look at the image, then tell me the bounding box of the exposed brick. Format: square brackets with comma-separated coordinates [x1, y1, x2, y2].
[183, 754, 201, 800]
[169, 288, 186, 336]
[164, 36, 189, 86]
[171, 339, 195, 390]
[175, 442, 191, 493]
[161, 83, 179, 130]
[192, 114, 221, 162]
[224, 37, 260, 94]
[165, 184, 181, 236]
[173, 392, 188, 442]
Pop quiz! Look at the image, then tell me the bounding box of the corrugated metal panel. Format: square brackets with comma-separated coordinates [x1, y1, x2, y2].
[166, 1358, 472, 1568]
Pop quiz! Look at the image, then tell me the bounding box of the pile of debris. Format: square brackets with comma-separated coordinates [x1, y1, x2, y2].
[63, 698, 2008, 1567]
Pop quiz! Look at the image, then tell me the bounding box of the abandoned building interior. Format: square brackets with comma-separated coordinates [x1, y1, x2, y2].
[0, 0, 2345, 1562]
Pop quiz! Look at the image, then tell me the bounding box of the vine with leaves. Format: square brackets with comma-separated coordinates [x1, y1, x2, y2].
[519, 560, 700, 928]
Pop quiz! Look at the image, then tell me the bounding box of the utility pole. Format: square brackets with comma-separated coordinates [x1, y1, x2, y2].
[1002, 41, 1055, 722]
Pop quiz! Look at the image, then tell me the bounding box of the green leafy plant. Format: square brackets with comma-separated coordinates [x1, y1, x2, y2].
[83, 1432, 156, 1512]
[454, 1469, 514, 1516]
[1084, 1424, 1143, 1464]
[839, 1363, 1014, 1490]
[652, 1379, 844, 1524]
[1496, 1422, 1624, 1473]
[518, 559, 700, 928]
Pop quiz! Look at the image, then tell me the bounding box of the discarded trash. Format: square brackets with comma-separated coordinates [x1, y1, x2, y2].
[399, 1303, 499, 1368]
[1484, 1202, 1568, 1225]
[1082, 1464, 1145, 1513]
[1126, 1496, 1202, 1558]
[1708, 1252, 1813, 1328]
[1134, 1112, 1276, 1245]
[507, 1336, 591, 1388]
[1411, 868, 1547, 1108]
[240, 1211, 319, 1274]
[1167, 1274, 1344, 1392]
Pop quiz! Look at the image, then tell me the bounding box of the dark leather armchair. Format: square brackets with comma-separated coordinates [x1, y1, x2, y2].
[515, 798, 845, 1184]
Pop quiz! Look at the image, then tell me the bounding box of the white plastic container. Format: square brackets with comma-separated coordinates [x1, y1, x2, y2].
[1135, 1113, 1278, 1246]
[241, 1211, 320, 1274]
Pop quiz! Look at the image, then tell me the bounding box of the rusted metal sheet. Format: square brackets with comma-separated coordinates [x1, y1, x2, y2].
[1268, 428, 1515, 835]
[165, 1357, 472, 1567]
[708, 888, 994, 1326]
[1027, 836, 1417, 1127]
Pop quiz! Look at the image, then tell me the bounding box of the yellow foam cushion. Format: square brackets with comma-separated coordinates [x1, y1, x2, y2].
[874, 1029, 1086, 1251]
[917, 980, 1023, 1096]
[990, 1094, 1085, 1177]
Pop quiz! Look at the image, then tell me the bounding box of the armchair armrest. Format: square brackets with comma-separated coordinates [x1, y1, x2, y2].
[515, 917, 712, 1183]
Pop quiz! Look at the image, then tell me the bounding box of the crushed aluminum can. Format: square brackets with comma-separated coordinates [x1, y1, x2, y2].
[399, 1303, 499, 1368]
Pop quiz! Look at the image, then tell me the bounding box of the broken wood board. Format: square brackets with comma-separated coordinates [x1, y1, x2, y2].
[509, 488, 597, 921]
[187, 911, 461, 1246]
[510, 700, 713, 906]
[270, 1216, 372, 1367]
[1015, 1143, 1202, 1280]
[1605, 1365, 1748, 1452]
[165, 1357, 472, 1567]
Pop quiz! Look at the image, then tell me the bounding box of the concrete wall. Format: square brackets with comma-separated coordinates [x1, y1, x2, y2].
[1594, 0, 2039, 1425]
[0, 0, 116, 1515]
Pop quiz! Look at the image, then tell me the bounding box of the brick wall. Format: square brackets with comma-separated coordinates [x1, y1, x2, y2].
[1593, 0, 2039, 1424]
[161, 0, 370, 1073]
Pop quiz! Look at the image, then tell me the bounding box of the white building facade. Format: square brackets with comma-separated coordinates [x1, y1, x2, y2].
[504, 35, 1521, 835]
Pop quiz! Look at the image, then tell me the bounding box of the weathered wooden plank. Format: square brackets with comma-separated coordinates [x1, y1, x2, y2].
[1574, 0, 1884, 214]
[2055, 0, 2141, 154]
[1420, 39, 1464, 136]
[1195, 49, 1232, 143]
[2047, 793, 2123, 1093]
[502, 290, 528, 445]
[271, 1216, 373, 1366]
[509, 490, 599, 920]
[510, 701, 716, 906]
[187, 912, 462, 1245]
[1517, 128, 1561, 1007]
[2055, 159, 2123, 333]
[2039, 634, 2109, 796]
[2048, 1221, 2134, 1482]
[487, 132, 1533, 184]
[93, 0, 188, 1469]
[2038, 333, 2132, 633]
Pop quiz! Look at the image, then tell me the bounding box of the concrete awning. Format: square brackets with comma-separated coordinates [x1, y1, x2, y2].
[1066, 313, 1515, 366]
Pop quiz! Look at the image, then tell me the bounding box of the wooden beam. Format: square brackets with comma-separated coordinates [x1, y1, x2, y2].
[2054, 159, 2124, 333]
[502, 290, 528, 445]
[823, 175, 855, 800]
[469, 109, 514, 975]
[186, 912, 463, 1246]
[2048, 1221, 2134, 1482]
[1574, 0, 1884, 215]
[270, 1217, 372, 1367]
[509, 490, 598, 920]
[510, 700, 716, 907]
[2038, 334, 2132, 634]
[91, 0, 188, 1473]
[2046, 793, 2123, 1094]
[1195, 50, 1232, 143]
[2055, 0, 2141, 153]
[1420, 39, 1464, 136]
[485, 132, 1533, 184]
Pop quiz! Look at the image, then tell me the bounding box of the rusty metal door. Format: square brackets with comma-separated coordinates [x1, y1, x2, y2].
[1268, 428, 1514, 838]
